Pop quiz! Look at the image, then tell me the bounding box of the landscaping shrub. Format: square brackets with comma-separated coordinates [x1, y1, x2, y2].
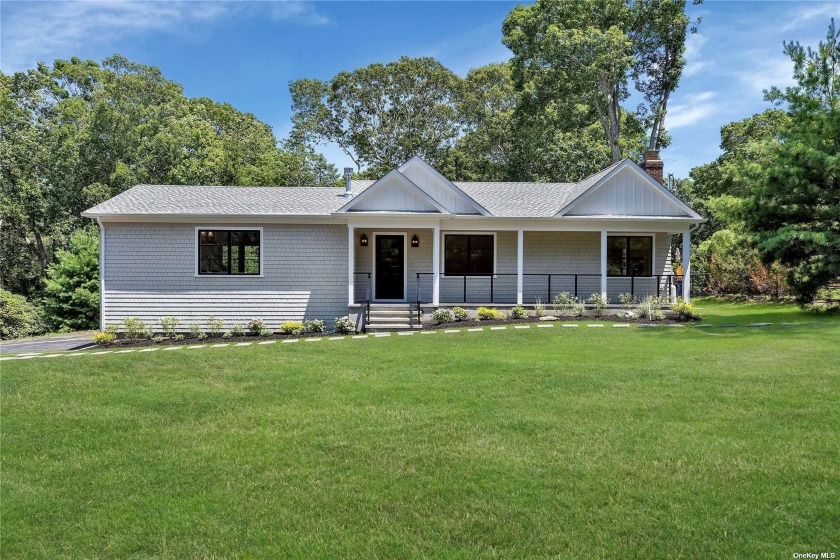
[230, 325, 244, 337]
[152, 335, 165, 343]
[652, 310, 666, 321]
[222, 331, 233, 339]
[670, 299, 700, 321]
[43, 227, 100, 331]
[207, 316, 224, 337]
[303, 319, 325, 333]
[91, 332, 116, 345]
[432, 308, 453, 323]
[247, 319, 266, 335]
[552, 292, 577, 316]
[123, 317, 146, 340]
[452, 307, 469, 321]
[334, 316, 354, 334]
[477, 307, 504, 320]
[197, 333, 208, 341]
[587, 293, 608, 316]
[572, 303, 585, 316]
[174, 334, 184, 341]
[534, 299, 545, 318]
[510, 306, 526, 319]
[618, 293, 637, 311]
[259, 329, 272, 337]
[0, 291, 45, 339]
[159, 317, 179, 338]
[279, 321, 304, 334]
[189, 323, 202, 338]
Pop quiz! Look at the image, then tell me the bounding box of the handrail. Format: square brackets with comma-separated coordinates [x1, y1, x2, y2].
[413, 272, 692, 304]
[354, 272, 372, 329]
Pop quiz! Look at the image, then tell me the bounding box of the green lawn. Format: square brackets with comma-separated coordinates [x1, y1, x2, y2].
[2, 299, 838, 559]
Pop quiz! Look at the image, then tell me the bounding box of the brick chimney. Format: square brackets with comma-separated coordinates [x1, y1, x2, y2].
[641, 149, 664, 184]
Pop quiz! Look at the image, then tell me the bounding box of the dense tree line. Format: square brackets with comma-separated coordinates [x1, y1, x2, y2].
[678, 19, 839, 304]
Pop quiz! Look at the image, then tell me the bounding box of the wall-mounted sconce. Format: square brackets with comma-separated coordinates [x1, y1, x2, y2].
[359, 233, 368, 247]
[411, 234, 419, 248]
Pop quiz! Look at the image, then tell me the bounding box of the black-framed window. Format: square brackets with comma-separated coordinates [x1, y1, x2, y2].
[198, 229, 260, 275]
[607, 236, 652, 277]
[444, 234, 494, 274]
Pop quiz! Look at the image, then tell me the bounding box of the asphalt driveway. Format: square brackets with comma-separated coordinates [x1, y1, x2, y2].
[0, 332, 96, 355]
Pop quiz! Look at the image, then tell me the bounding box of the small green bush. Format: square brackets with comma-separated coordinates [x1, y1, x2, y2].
[222, 331, 233, 339]
[152, 335, 165, 343]
[334, 316, 354, 334]
[279, 321, 304, 334]
[652, 310, 666, 321]
[572, 303, 585, 316]
[104, 324, 119, 335]
[432, 308, 453, 323]
[0, 291, 45, 339]
[174, 334, 185, 341]
[159, 317, 179, 337]
[207, 316, 224, 337]
[247, 318, 265, 335]
[477, 307, 504, 320]
[123, 317, 146, 340]
[587, 294, 608, 316]
[534, 299, 545, 318]
[452, 307, 469, 321]
[303, 319, 325, 333]
[230, 325, 244, 337]
[618, 293, 637, 311]
[510, 306, 526, 319]
[188, 322, 202, 338]
[259, 329, 272, 337]
[92, 331, 116, 345]
[197, 332, 208, 341]
[552, 292, 577, 316]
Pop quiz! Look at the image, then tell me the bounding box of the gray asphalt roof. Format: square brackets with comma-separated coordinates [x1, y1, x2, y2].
[82, 160, 629, 218]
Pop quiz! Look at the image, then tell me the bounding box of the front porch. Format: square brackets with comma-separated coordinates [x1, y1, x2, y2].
[348, 226, 692, 310]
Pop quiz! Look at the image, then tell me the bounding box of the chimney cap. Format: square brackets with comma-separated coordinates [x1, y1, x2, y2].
[643, 149, 661, 162]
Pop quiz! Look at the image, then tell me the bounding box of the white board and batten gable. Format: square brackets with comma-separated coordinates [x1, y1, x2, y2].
[342, 169, 447, 213]
[337, 156, 487, 215]
[557, 160, 702, 219]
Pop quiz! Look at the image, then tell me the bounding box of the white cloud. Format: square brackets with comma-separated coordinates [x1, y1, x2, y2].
[666, 91, 719, 129]
[0, 1, 332, 72]
[736, 54, 796, 96]
[682, 32, 709, 78]
[780, 2, 838, 33]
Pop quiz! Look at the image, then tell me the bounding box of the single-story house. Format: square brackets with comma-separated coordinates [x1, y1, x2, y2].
[82, 151, 703, 332]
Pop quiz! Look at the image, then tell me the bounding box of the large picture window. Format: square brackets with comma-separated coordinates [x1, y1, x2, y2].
[198, 229, 261, 275]
[444, 234, 494, 274]
[607, 236, 652, 277]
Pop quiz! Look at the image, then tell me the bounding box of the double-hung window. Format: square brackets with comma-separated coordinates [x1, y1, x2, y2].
[198, 229, 261, 275]
[607, 236, 652, 277]
[444, 234, 494, 274]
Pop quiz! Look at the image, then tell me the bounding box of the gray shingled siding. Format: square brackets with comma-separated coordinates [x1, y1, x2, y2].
[103, 222, 348, 331]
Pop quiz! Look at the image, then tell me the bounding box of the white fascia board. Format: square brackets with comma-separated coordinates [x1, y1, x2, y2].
[336, 169, 450, 214]
[398, 156, 491, 216]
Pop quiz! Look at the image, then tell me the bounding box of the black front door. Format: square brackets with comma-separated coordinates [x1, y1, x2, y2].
[375, 235, 405, 300]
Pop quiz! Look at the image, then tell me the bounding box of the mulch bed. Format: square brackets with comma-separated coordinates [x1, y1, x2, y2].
[100, 331, 340, 349]
[426, 314, 690, 330]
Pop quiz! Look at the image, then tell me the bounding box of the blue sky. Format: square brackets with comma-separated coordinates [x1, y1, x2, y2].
[1, 1, 836, 178]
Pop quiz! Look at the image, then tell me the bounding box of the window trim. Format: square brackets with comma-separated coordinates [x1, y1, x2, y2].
[195, 226, 264, 278]
[606, 233, 655, 278]
[441, 231, 497, 275]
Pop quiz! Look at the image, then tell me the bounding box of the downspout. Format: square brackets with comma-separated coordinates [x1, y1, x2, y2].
[97, 217, 105, 331]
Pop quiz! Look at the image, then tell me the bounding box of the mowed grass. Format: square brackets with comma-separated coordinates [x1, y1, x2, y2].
[2, 300, 838, 559]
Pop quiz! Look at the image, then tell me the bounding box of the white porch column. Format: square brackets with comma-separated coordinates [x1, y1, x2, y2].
[432, 223, 440, 306]
[348, 224, 355, 306]
[682, 228, 692, 303]
[600, 230, 608, 300]
[516, 229, 524, 305]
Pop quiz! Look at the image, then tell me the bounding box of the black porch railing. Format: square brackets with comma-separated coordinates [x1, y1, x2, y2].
[354, 272, 371, 328]
[414, 273, 693, 305]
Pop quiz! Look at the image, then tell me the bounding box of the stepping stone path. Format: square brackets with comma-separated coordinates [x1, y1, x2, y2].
[234, 342, 252, 346]
[445, 330, 460, 333]
[666, 324, 685, 328]
[562, 324, 579, 328]
[352, 335, 368, 339]
[282, 339, 299, 343]
[329, 337, 345, 341]
[747, 323, 772, 327]
[514, 325, 530, 329]
[587, 324, 604, 328]
[537, 324, 555, 328]
[420, 331, 436, 335]
[138, 348, 159, 353]
[612, 324, 629, 328]
[639, 324, 657, 328]
[720, 323, 738, 327]
[490, 326, 506, 331]
[258, 340, 276, 345]
[212, 344, 229, 348]
[694, 324, 712, 328]
[468, 328, 483, 332]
